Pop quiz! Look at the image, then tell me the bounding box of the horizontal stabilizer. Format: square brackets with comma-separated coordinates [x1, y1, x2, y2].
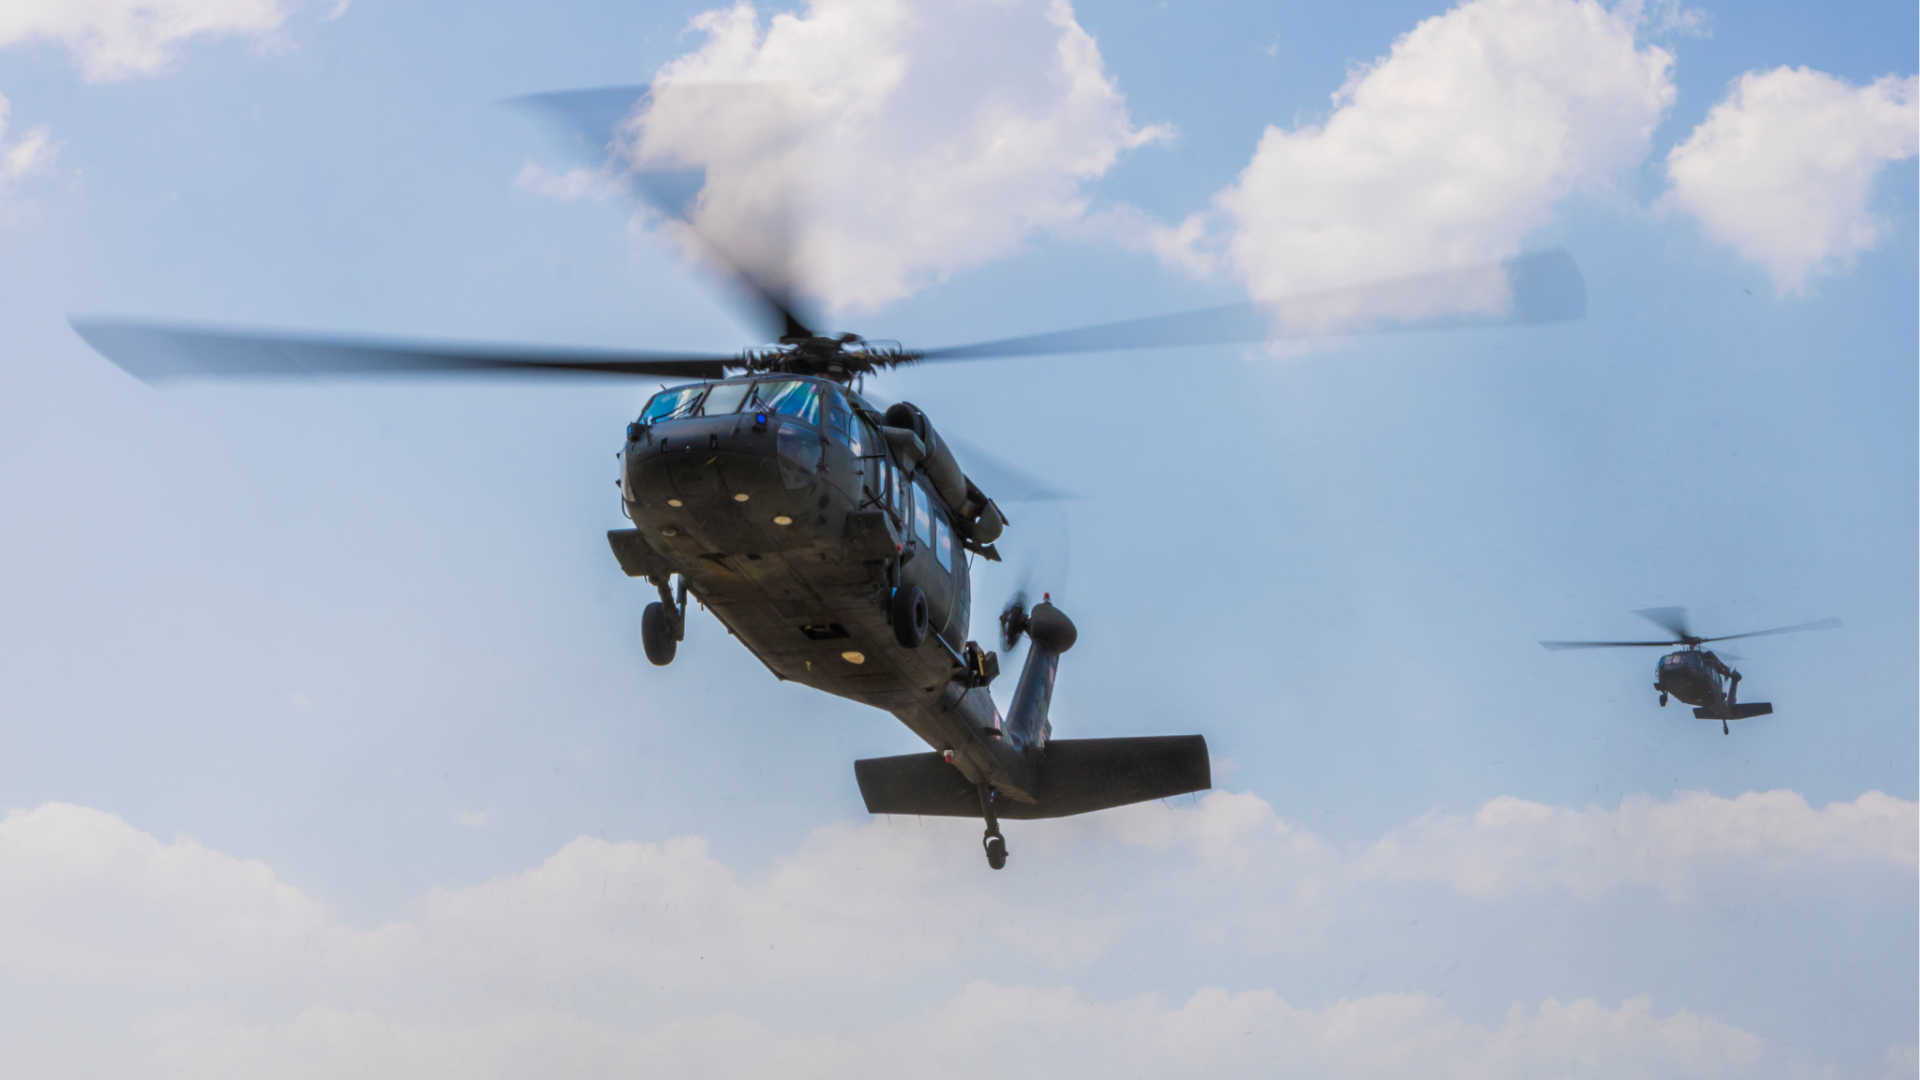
[854, 735, 1211, 820]
[1694, 702, 1773, 720]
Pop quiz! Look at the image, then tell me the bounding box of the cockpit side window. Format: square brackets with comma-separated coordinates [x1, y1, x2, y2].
[699, 381, 752, 416]
[754, 379, 821, 425]
[852, 415, 880, 459]
[639, 384, 704, 423]
[827, 391, 852, 445]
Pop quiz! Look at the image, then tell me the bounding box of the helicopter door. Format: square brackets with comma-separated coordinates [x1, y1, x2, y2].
[904, 479, 959, 644]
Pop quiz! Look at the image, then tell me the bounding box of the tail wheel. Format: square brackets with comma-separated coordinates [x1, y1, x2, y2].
[642, 602, 678, 666]
[891, 584, 930, 649]
[984, 834, 1007, 870]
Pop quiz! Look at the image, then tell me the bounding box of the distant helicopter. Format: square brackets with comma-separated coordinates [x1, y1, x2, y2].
[66, 85, 1587, 868]
[1541, 607, 1840, 734]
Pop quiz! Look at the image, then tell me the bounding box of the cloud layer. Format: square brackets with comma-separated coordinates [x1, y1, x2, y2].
[24, 987, 1781, 1080]
[0, 0, 287, 82]
[1664, 67, 1919, 294]
[0, 788, 1909, 1075]
[524, 0, 1915, 321]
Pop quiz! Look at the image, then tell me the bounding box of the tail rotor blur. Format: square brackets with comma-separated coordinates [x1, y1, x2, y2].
[1000, 587, 1031, 652]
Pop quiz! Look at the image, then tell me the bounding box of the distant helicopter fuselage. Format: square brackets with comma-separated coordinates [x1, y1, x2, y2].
[1653, 648, 1730, 709]
[1542, 606, 1842, 734]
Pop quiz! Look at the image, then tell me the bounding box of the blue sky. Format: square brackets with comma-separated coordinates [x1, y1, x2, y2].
[0, 0, 1913, 1075]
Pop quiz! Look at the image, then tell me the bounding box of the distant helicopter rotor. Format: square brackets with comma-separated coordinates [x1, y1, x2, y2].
[1540, 607, 1842, 651]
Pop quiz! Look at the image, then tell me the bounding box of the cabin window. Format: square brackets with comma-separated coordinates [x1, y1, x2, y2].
[934, 515, 952, 570]
[914, 483, 933, 548]
[639, 384, 703, 423]
[700, 381, 752, 416]
[754, 379, 821, 425]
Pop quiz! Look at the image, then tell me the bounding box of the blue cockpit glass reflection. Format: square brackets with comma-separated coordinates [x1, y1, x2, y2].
[639, 384, 704, 423]
[754, 379, 821, 425]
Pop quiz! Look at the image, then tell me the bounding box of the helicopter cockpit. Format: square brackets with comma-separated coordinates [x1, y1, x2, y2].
[1658, 650, 1704, 673]
[638, 377, 826, 426]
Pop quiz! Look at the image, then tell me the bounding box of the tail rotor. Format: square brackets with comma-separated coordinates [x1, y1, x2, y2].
[999, 589, 1031, 652]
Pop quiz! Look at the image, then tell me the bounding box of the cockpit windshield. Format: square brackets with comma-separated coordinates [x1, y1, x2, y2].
[640, 378, 824, 426]
[1660, 652, 1698, 670]
[699, 381, 753, 416]
[639, 384, 704, 423]
[753, 379, 821, 425]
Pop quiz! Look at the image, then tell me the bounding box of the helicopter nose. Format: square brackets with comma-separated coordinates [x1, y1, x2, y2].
[622, 411, 819, 529]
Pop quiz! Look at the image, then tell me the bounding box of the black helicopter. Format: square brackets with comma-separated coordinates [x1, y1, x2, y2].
[68, 86, 1586, 868]
[1541, 607, 1840, 734]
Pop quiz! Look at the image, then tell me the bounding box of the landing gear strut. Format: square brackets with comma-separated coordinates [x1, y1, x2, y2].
[1723, 670, 1740, 736]
[978, 786, 1007, 870]
[642, 576, 687, 667]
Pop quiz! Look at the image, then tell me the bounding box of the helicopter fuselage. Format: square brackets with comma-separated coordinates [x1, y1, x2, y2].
[610, 374, 1034, 797]
[1653, 649, 1729, 709]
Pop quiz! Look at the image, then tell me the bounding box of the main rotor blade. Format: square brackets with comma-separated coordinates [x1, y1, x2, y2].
[507, 84, 819, 342]
[1700, 617, 1843, 645]
[1633, 606, 1693, 641]
[71, 318, 736, 382]
[914, 249, 1585, 362]
[1539, 639, 1678, 651]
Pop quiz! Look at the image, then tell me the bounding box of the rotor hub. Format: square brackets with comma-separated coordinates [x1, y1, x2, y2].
[741, 334, 919, 382]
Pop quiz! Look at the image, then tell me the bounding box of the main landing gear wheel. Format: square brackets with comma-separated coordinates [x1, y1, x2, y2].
[977, 785, 1007, 870]
[642, 602, 677, 666]
[1658, 692, 1667, 707]
[891, 584, 929, 649]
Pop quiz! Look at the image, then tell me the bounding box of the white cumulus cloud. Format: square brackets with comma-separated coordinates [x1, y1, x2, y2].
[1663, 66, 1918, 294]
[0, 790, 1907, 1076]
[0, 92, 53, 205]
[576, 0, 1169, 314]
[1357, 788, 1918, 900]
[78, 986, 1775, 1080]
[1182, 0, 1675, 330]
[0, 803, 338, 982]
[0, 0, 288, 83]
